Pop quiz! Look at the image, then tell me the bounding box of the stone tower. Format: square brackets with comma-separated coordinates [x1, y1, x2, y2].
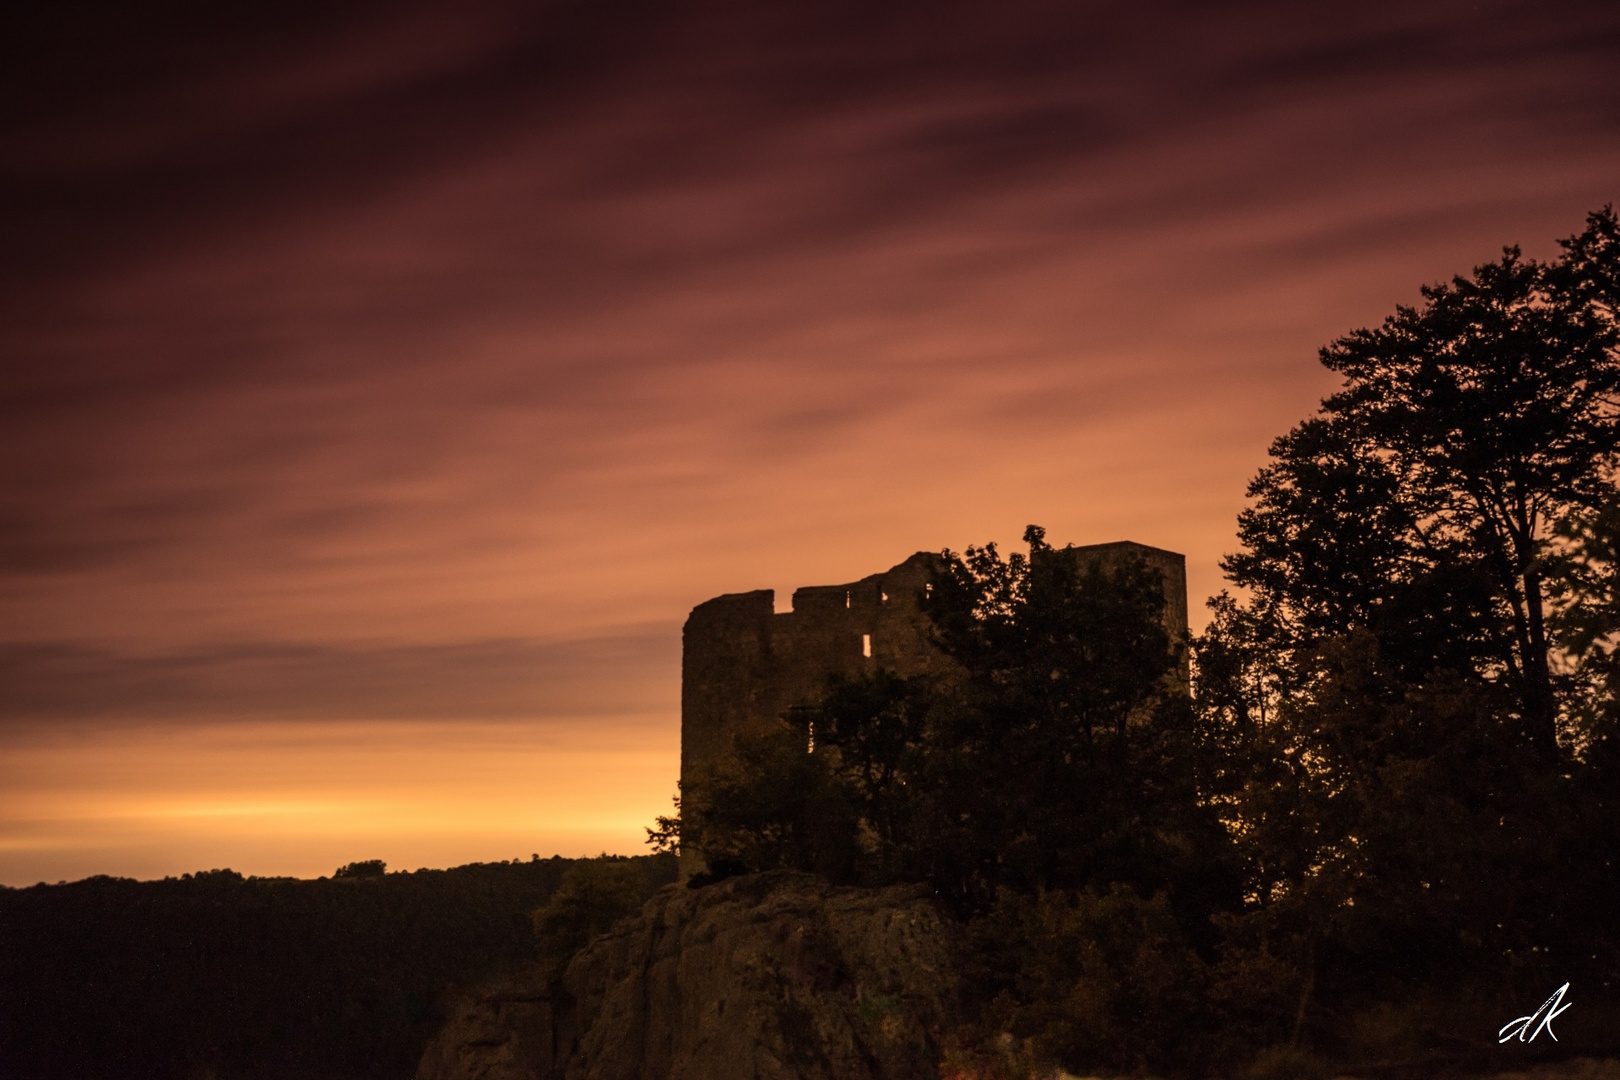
[679, 542, 1188, 875]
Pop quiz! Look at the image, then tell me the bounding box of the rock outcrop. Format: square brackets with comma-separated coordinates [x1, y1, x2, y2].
[416, 871, 959, 1080]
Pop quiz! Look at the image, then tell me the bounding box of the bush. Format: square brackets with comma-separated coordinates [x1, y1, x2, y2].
[531, 858, 663, 966]
[681, 721, 860, 884]
[960, 885, 1216, 1078]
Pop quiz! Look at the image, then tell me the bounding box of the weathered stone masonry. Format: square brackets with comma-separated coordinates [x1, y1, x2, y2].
[680, 541, 1190, 871]
[680, 552, 946, 815]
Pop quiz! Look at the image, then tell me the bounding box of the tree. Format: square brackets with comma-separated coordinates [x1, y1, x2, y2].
[333, 859, 387, 878]
[1550, 493, 1620, 745]
[930, 525, 1176, 742]
[1226, 207, 1620, 758]
[789, 669, 938, 880]
[666, 526, 1223, 905]
[530, 858, 660, 967]
[677, 719, 860, 883]
[645, 787, 681, 855]
[1200, 211, 1620, 1054]
[922, 527, 1229, 906]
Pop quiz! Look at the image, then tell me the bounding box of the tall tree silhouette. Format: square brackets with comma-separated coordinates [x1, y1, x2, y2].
[1226, 207, 1620, 758]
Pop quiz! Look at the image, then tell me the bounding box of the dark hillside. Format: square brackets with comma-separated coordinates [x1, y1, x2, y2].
[0, 853, 676, 1080]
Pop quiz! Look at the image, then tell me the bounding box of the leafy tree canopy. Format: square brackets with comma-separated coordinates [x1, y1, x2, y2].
[1196, 209, 1620, 1044]
[1224, 207, 1620, 757]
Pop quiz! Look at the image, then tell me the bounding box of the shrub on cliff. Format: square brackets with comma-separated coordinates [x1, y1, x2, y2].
[531, 857, 671, 967]
[678, 720, 861, 884]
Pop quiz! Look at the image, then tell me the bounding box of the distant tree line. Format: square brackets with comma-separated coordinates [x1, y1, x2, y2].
[0, 853, 675, 1080]
[667, 208, 1620, 1079]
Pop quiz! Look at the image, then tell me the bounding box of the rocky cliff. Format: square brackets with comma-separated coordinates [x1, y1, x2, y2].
[416, 871, 959, 1080]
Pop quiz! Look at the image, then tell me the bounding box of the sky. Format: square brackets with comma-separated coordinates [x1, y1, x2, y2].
[3, 0, 1618, 886]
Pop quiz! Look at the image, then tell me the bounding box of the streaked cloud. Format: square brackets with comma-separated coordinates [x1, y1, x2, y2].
[0, 631, 676, 722]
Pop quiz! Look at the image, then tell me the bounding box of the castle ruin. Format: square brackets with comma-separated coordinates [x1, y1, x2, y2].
[680, 542, 1190, 872]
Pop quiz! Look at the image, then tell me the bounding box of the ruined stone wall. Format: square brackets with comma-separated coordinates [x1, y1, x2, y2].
[679, 542, 1189, 875]
[680, 552, 946, 825]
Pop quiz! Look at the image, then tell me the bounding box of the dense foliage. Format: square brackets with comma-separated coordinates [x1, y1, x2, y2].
[1222, 210, 1620, 756]
[531, 857, 669, 967]
[681, 527, 1233, 911]
[0, 853, 675, 1080]
[1189, 207, 1620, 1073]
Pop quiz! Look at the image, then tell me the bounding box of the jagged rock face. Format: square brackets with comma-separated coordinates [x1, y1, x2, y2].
[417, 872, 959, 1080]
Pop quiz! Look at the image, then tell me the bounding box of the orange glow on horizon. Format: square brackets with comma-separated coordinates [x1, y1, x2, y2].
[0, 718, 677, 886]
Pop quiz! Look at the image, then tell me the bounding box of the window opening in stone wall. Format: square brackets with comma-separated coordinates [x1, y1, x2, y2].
[807, 721, 815, 754]
[880, 590, 888, 604]
[845, 590, 851, 609]
[862, 633, 872, 658]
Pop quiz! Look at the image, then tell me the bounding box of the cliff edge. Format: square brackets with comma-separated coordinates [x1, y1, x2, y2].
[416, 871, 959, 1080]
